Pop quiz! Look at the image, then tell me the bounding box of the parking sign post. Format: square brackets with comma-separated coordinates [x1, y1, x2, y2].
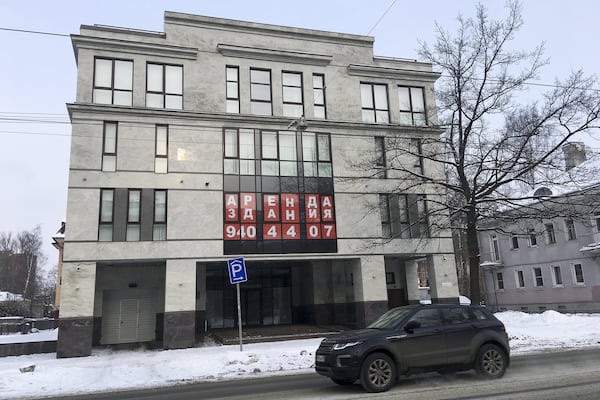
[227, 257, 247, 351]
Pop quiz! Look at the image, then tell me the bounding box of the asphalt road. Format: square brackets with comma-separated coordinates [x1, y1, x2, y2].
[49, 348, 600, 400]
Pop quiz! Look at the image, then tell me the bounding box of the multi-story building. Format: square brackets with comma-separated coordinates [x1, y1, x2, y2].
[58, 12, 458, 358]
[479, 144, 600, 313]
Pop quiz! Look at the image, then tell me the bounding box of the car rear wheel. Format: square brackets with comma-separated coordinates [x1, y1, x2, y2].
[360, 352, 396, 392]
[331, 378, 355, 385]
[475, 344, 508, 379]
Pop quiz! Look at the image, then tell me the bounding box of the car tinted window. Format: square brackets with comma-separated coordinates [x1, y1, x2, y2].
[407, 308, 443, 328]
[444, 307, 472, 324]
[368, 308, 413, 329]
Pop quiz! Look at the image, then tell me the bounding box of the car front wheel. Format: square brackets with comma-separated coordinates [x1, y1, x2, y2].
[475, 344, 508, 379]
[360, 352, 396, 392]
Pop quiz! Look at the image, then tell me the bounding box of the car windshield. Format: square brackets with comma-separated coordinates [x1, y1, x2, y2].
[367, 308, 412, 329]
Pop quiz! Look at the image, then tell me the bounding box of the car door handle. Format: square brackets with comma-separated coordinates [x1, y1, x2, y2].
[386, 334, 407, 340]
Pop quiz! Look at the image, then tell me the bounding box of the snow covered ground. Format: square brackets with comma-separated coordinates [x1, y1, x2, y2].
[1, 310, 600, 399]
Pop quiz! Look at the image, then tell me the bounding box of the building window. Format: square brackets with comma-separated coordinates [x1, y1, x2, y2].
[545, 223, 556, 244]
[102, 122, 117, 172]
[282, 71, 303, 117]
[312, 73, 326, 118]
[515, 270, 525, 288]
[551, 265, 563, 286]
[374, 136, 386, 178]
[224, 128, 255, 175]
[510, 233, 519, 249]
[385, 272, 395, 285]
[146, 63, 183, 109]
[98, 189, 114, 241]
[261, 130, 298, 177]
[126, 189, 141, 241]
[93, 58, 133, 106]
[409, 138, 424, 174]
[417, 260, 429, 287]
[496, 272, 505, 290]
[379, 194, 429, 239]
[398, 86, 426, 126]
[572, 263, 585, 285]
[155, 125, 168, 173]
[533, 267, 543, 287]
[153, 190, 167, 240]
[250, 68, 272, 115]
[226, 66, 240, 113]
[302, 132, 332, 177]
[565, 218, 577, 240]
[528, 228, 538, 247]
[490, 234, 500, 262]
[360, 83, 389, 123]
[595, 213, 600, 232]
[379, 194, 392, 238]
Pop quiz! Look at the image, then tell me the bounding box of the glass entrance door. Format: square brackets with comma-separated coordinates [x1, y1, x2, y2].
[241, 288, 262, 326]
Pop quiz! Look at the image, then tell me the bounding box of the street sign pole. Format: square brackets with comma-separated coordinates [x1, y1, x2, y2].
[236, 283, 242, 352]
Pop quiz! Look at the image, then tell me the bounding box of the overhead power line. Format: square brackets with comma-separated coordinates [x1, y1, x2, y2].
[0, 27, 69, 37]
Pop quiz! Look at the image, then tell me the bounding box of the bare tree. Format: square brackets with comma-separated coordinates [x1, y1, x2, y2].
[381, 1, 600, 304]
[15, 226, 47, 300]
[0, 232, 16, 254]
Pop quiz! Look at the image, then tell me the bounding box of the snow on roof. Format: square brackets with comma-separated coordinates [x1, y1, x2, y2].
[580, 242, 600, 253]
[0, 291, 24, 301]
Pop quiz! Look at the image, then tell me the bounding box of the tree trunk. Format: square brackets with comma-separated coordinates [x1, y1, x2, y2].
[466, 205, 481, 304]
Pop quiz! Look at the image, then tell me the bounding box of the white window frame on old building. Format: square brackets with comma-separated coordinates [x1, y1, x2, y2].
[93, 58, 133, 106]
[98, 189, 114, 241]
[532, 267, 543, 287]
[527, 228, 538, 247]
[282, 71, 304, 117]
[495, 272, 505, 290]
[126, 189, 141, 241]
[398, 86, 426, 126]
[515, 269, 525, 289]
[102, 122, 117, 172]
[571, 263, 585, 285]
[551, 265, 563, 287]
[155, 125, 168, 173]
[153, 190, 167, 240]
[146, 63, 183, 110]
[489, 233, 500, 262]
[225, 65, 240, 113]
[312, 73, 326, 118]
[250, 68, 272, 115]
[360, 82, 389, 123]
[545, 223, 556, 244]
[564, 218, 577, 240]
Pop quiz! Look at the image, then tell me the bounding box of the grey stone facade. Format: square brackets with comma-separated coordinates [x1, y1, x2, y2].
[59, 12, 458, 357]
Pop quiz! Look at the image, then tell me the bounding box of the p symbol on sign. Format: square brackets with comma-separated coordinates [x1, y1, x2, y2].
[227, 257, 248, 284]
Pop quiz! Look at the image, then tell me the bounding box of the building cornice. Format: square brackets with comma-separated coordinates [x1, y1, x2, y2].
[164, 12, 374, 48]
[66, 103, 445, 135]
[71, 35, 198, 62]
[347, 64, 441, 82]
[217, 43, 332, 65]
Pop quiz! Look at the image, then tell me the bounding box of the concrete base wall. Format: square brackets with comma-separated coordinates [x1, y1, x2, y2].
[57, 317, 94, 358]
[0, 341, 57, 358]
[163, 311, 195, 350]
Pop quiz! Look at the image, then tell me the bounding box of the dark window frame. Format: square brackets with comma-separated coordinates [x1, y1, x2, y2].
[226, 65, 240, 113]
[92, 57, 133, 105]
[102, 121, 118, 172]
[155, 125, 168, 173]
[533, 267, 543, 287]
[398, 85, 427, 126]
[360, 82, 390, 123]
[250, 68, 272, 116]
[374, 136, 386, 178]
[282, 71, 304, 117]
[312, 73, 326, 119]
[153, 189, 167, 241]
[545, 223, 557, 244]
[146, 62, 184, 110]
[98, 188, 115, 241]
[565, 218, 577, 240]
[126, 189, 142, 241]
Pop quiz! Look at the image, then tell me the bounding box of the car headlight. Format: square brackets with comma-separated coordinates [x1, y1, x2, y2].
[333, 341, 362, 350]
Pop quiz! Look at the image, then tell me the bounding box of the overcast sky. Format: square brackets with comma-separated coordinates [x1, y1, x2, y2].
[1, 0, 599, 274]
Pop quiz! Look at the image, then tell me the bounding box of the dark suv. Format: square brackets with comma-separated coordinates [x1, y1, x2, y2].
[315, 304, 510, 392]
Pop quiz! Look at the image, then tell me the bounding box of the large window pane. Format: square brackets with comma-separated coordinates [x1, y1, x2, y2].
[373, 85, 388, 109]
[100, 190, 113, 223]
[251, 69, 270, 84]
[239, 129, 255, 159]
[146, 93, 163, 108]
[251, 84, 271, 101]
[128, 190, 141, 222]
[317, 134, 330, 161]
[411, 87, 425, 111]
[165, 65, 183, 94]
[283, 104, 303, 117]
[102, 155, 116, 172]
[113, 91, 132, 106]
[99, 225, 113, 241]
[224, 129, 238, 158]
[156, 126, 168, 156]
[147, 64, 163, 92]
[104, 123, 117, 153]
[94, 59, 112, 87]
[262, 131, 278, 159]
[114, 60, 133, 90]
[165, 95, 182, 109]
[302, 133, 316, 161]
[360, 84, 373, 108]
[155, 191, 166, 223]
[279, 132, 297, 160]
[250, 102, 271, 115]
[93, 89, 112, 104]
[398, 86, 410, 110]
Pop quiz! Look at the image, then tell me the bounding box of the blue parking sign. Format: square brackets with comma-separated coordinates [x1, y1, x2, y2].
[227, 257, 247, 284]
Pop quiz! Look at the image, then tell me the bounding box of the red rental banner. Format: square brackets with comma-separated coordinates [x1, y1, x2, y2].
[263, 194, 280, 222]
[240, 193, 256, 223]
[224, 193, 239, 222]
[281, 194, 299, 223]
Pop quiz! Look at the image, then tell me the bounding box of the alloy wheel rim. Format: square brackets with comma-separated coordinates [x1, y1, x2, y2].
[368, 359, 392, 387]
[483, 349, 503, 375]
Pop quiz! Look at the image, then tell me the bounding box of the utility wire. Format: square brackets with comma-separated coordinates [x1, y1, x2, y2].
[367, 0, 398, 35]
[0, 27, 69, 37]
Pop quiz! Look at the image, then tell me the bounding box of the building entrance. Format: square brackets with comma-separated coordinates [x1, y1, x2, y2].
[205, 262, 292, 328]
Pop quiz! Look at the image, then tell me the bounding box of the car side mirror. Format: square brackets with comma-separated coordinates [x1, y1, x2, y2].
[404, 320, 420, 333]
